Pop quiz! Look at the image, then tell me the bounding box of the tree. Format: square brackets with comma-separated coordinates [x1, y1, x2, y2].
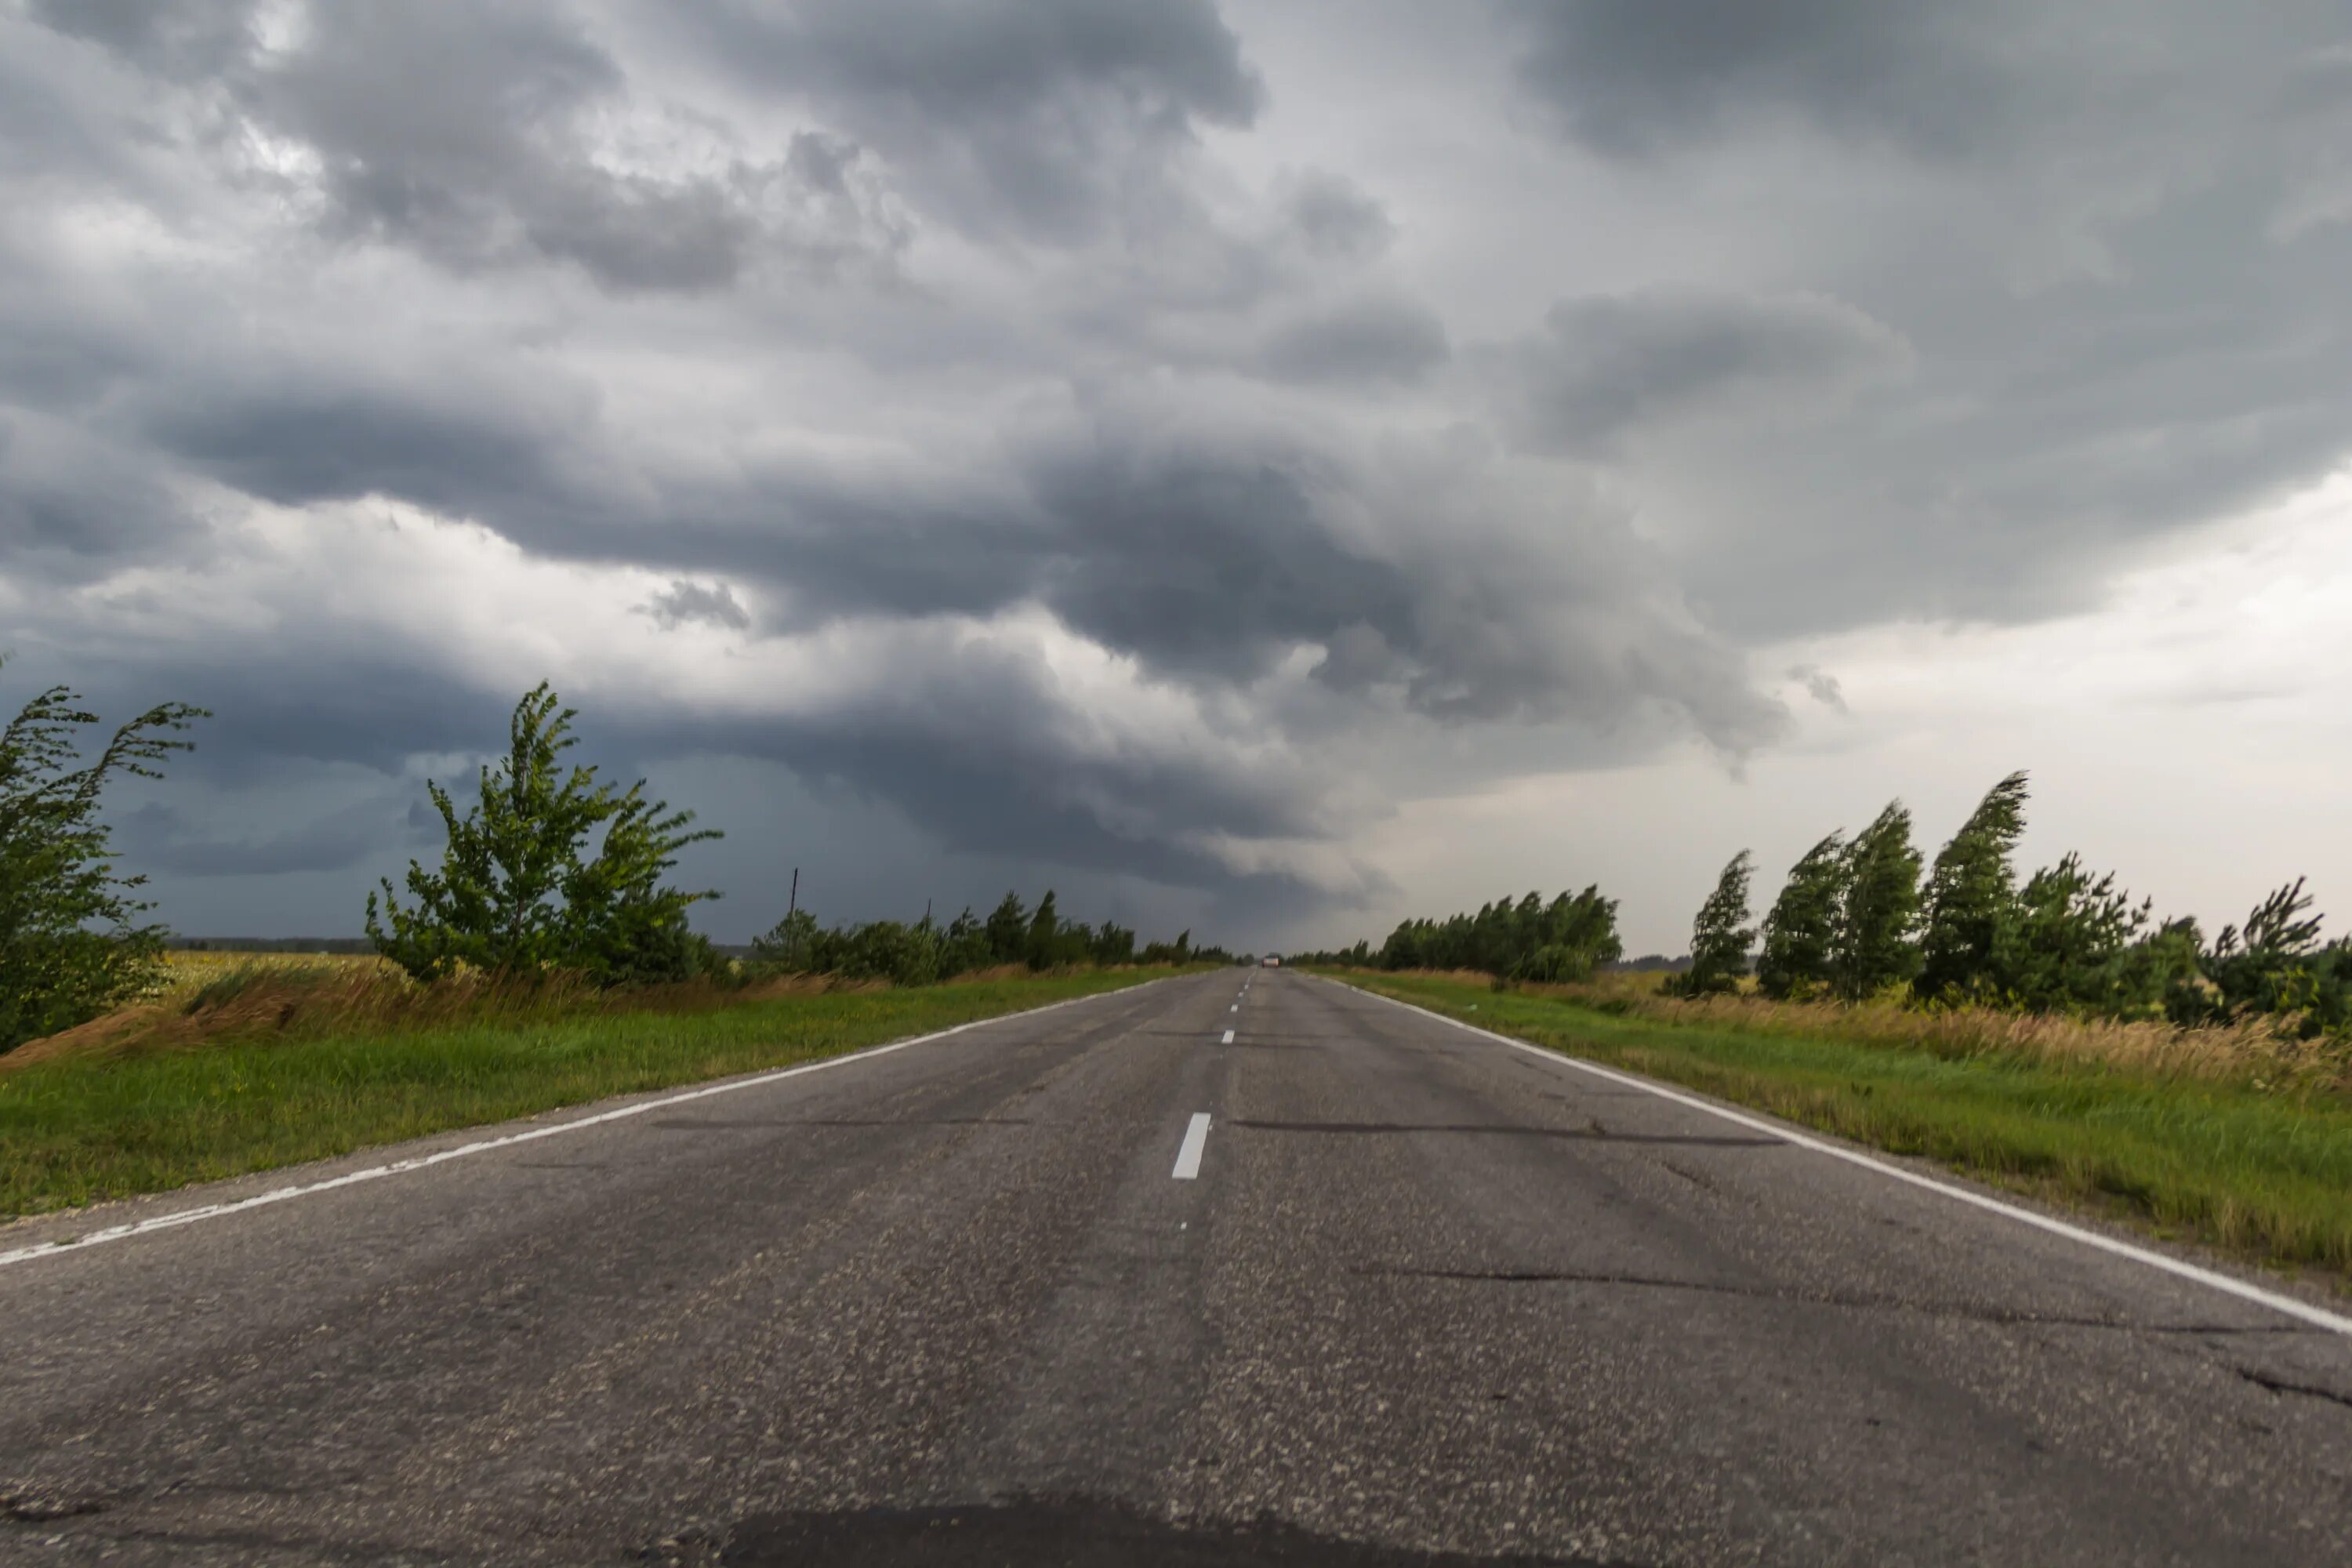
[1991, 853, 2149, 1014]
[1831, 801, 1923, 1001]
[1670, 851, 1755, 997]
[753, 907, 820, 972]
[1372, 885, 1621, 980]
[1, 663, 205, 1052]
[368, 684, 720, 984]
[2188, 879, 2350, 1036]
[983, 890, 1030, 965]
[1917, 771, 2028, 1003]
[1755, 833, 1845, 1000]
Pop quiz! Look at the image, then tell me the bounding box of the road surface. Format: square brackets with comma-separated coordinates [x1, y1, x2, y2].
[3, 970, 2349, 1565]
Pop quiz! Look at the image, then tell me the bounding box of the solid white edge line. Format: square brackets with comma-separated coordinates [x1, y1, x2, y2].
[1318, 975, 2352, 1338]
[1171, 1112, 1212, 1180]
[0, 974, 1192, 1274]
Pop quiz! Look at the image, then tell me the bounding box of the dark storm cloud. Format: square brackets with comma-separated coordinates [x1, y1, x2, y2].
[673, 0, 1265, 242]
[35, 0, 2350, 944]
[114, 795, 422, 877]
[1496, 0, 2020, 159]
[56, 632, 1370, 915]
[1481, 288, 1910, 456]
[141, 370, 590, 518]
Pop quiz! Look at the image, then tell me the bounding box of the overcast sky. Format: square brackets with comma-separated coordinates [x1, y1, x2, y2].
[5, 0, 2350, 954]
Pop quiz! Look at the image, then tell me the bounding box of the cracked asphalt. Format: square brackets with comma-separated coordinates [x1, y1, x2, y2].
[2, 970, 2349, 1565]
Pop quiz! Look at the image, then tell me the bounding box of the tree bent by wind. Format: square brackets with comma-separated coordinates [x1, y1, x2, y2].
[368, 684, 721, 985]
[0, 657, 206, 1053]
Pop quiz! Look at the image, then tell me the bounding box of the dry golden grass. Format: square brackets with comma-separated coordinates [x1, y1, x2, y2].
[5, 951, 1152, 1076]
[1365, 965, 2347, 1097]
[5, 956, 880, 1076]
[154, 947, 387, 989]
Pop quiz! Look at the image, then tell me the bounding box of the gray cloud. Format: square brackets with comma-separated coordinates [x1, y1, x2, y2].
[1497, 0, 2024, 160]
[1279, 170, 1394, 260]
[9, 1, 2348, 949]
[247, 4, 755, 290]
[1256, 294, 1450, 386]
[673, 0, 1264, 243]
[1481, 288, 1911, 455]
[641, 580, 750, 632]
[27, 0, 256, 82]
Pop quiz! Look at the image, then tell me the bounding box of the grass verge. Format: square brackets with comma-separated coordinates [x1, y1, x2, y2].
[0, 969, 1179, 1221]
[1322, 971, 2352, 1289]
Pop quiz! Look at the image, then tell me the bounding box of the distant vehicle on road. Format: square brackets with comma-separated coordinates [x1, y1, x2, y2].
[1261, 955, 1281, 967]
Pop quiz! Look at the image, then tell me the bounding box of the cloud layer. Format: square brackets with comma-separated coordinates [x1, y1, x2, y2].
[3, 0, 2348, 945]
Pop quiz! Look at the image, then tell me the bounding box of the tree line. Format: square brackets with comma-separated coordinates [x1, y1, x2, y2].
[2, 667, 1213, 1054]
[1293, 885, 1624, 984]
[751, 889, 1219, 987]
[1292, 770, 2350, 1039]
[1678, 771, 2348, 1034]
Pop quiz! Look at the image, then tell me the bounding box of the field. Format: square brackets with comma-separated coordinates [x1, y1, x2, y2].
[1323, 970, 2352, 1288]
[0, 961, 1190, 1221]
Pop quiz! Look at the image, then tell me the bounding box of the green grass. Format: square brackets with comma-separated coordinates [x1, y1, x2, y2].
[1325, 971, 2352, 1287]
[0, 971, 1173, 1221]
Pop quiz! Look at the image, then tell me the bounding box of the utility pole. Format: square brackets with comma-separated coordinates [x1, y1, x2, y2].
[787, 867, 798, 922]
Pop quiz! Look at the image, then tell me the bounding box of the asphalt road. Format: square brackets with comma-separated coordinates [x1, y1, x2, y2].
[3, 969, 2350, 1566]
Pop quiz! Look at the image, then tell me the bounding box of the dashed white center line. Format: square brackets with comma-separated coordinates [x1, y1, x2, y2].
[1221, 1029, 1235, 1044]
[1171, 1112, 1212, 1180]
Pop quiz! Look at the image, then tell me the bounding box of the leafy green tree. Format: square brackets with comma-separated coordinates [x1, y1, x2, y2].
[1917, 771, 2029, 1002]
[1991, 853, 2150, 1014]
[1755, 833, 1846, 1000]
[1, 664, 205, 1052]
[1669, 851, 1755, 997]
[1831, 801, 1923, 1001]
[368, 684, 720, 984]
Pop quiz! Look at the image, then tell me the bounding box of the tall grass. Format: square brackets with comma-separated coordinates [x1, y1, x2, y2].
[1373, 967, 2350, 1101]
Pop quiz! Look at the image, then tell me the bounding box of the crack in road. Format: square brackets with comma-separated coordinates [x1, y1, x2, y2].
[1232, 1120, 1780, 1149]
[1352, 1265, 2311, 1335]
[2233, 1367, 2352, 1410]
